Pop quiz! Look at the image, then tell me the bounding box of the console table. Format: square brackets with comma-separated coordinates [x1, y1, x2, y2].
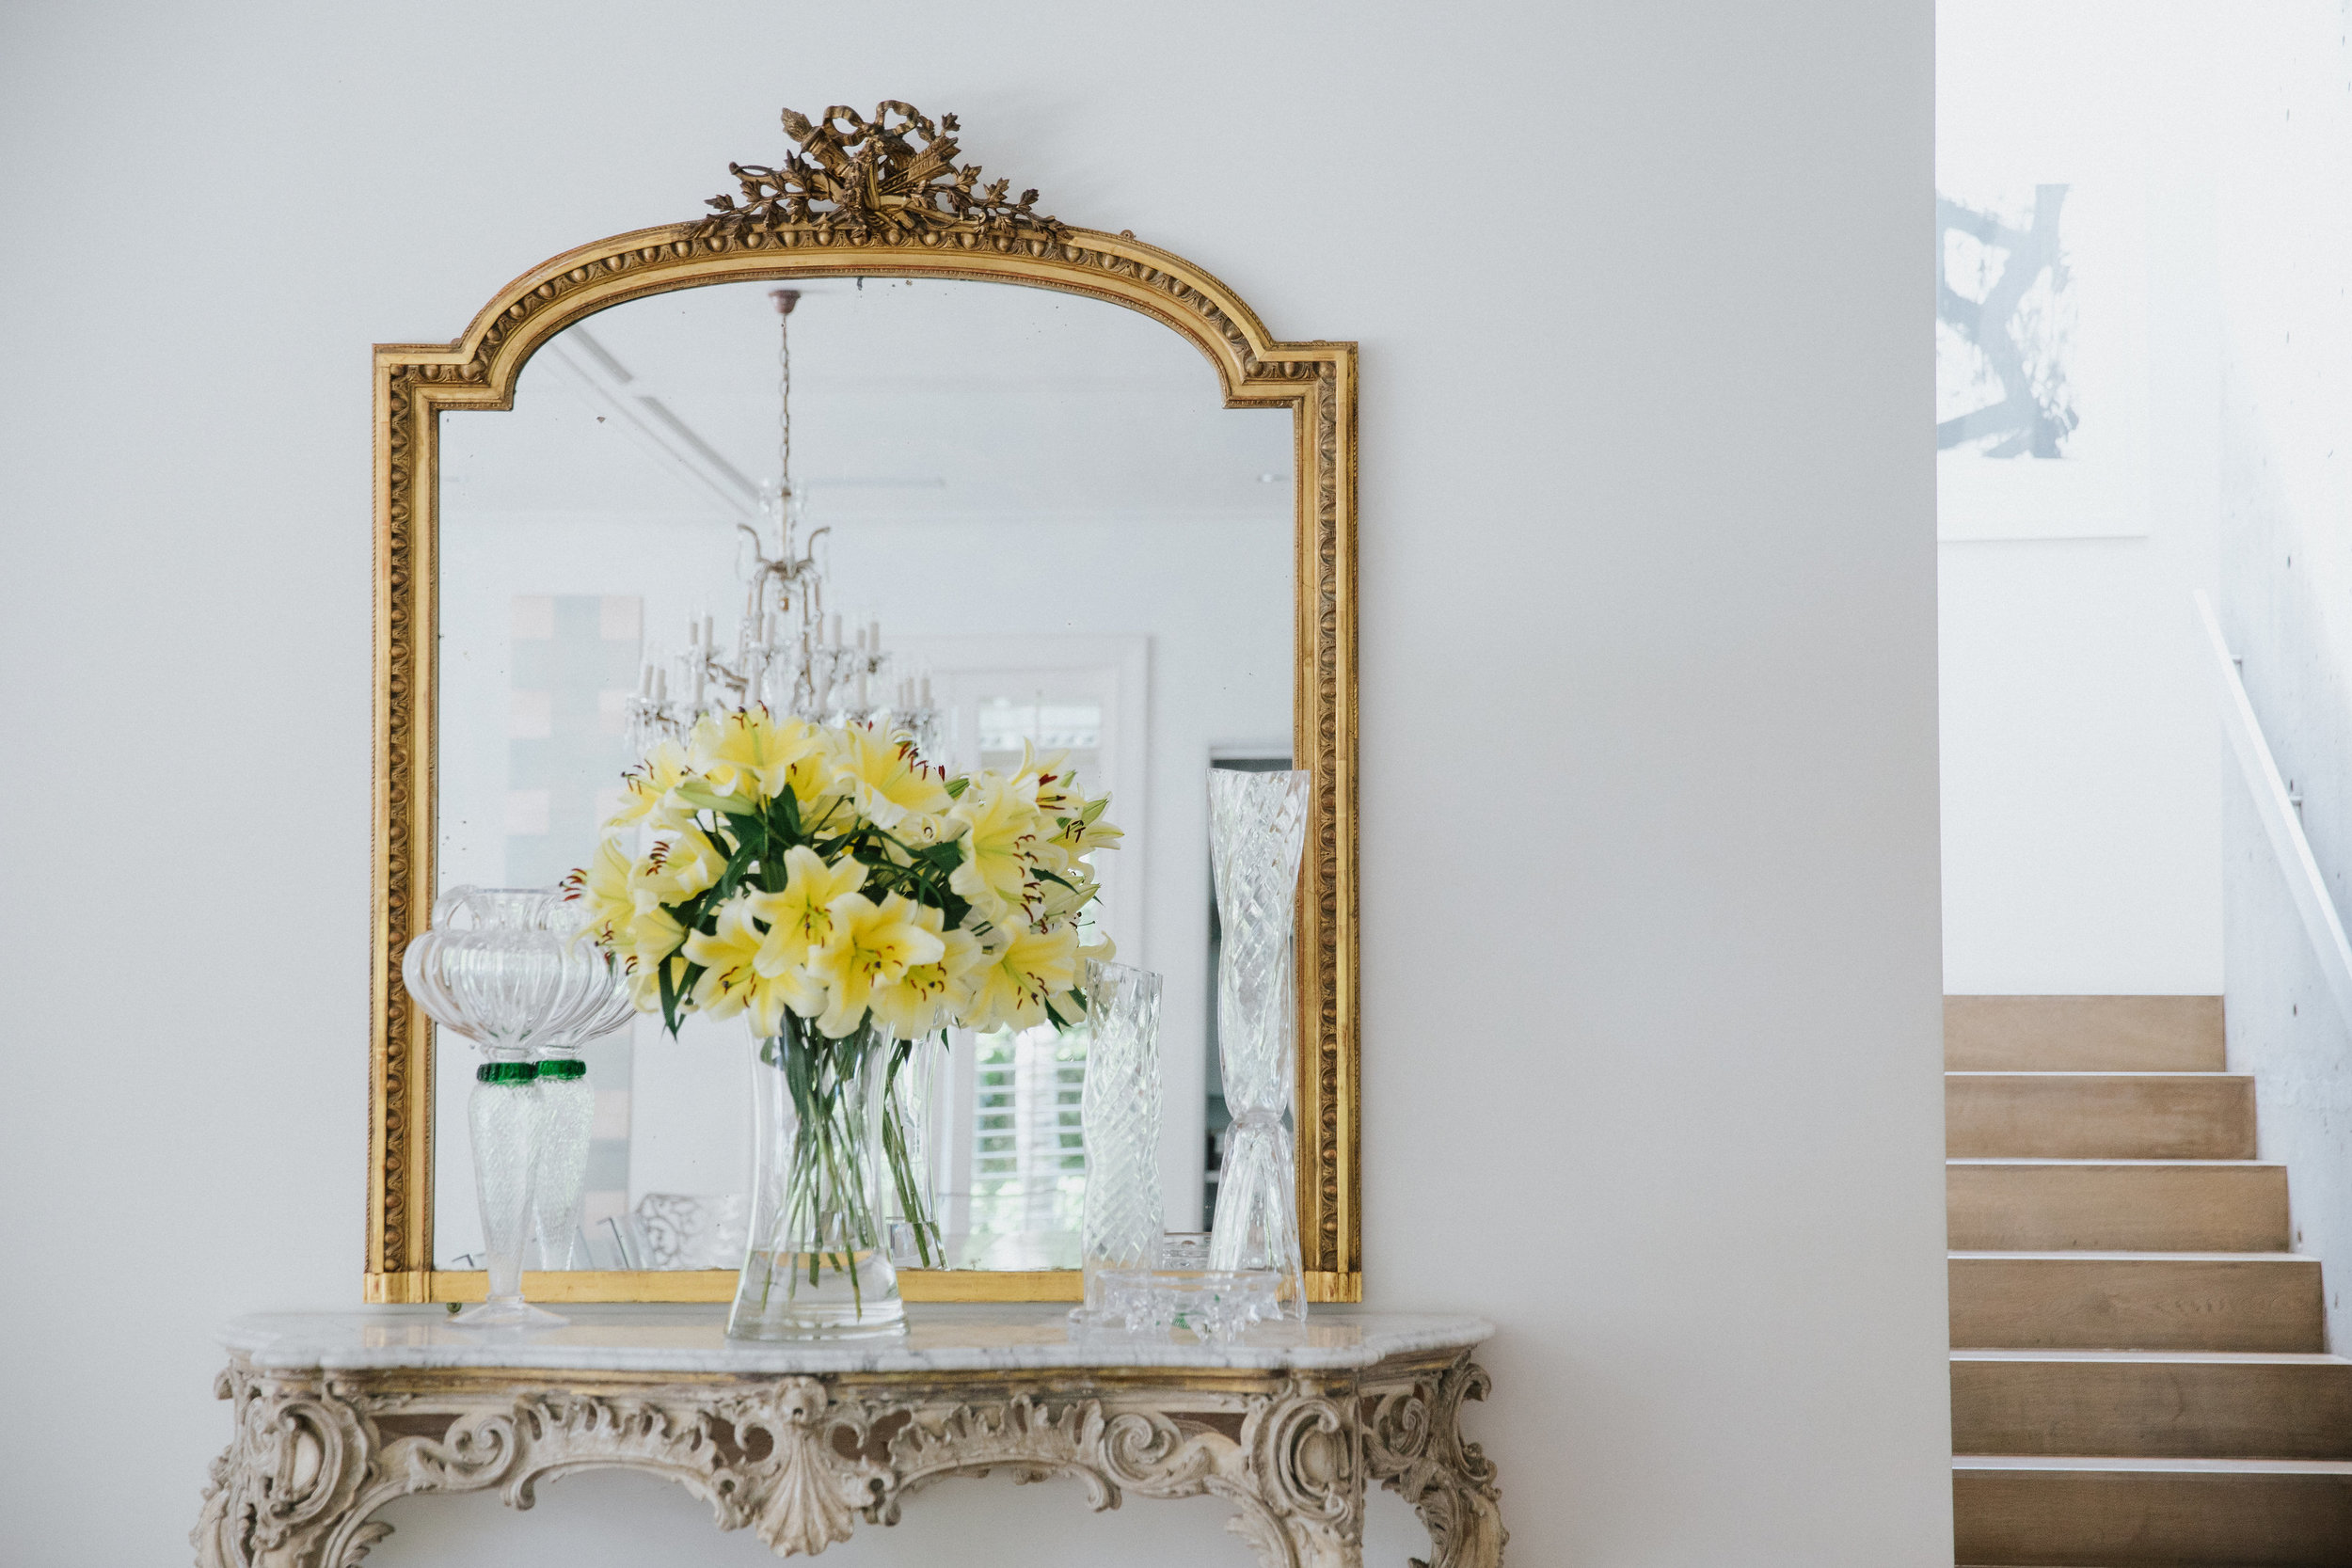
[195, 1305, 1503, 1567]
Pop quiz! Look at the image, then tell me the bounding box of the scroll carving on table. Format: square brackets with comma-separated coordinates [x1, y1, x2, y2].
[195, 1353, 1503, 1567]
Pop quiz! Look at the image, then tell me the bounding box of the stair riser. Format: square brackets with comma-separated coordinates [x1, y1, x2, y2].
[1950, 1258, 2326, 1353]
[1954, 1358, 2352, 1459]
[1955, 1468, 2352, 1565]
[1947, 1076, 2256, 1160]
[1946, 995, 2226, 1072]
[1947, 1165, 2290, 1252]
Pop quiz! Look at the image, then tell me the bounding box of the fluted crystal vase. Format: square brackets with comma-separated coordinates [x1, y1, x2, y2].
[402, 885, 616, 1327]
[466, 1056, 543, 1312]
[1206, 768, 1311, 1319]
[526, 1058, 593, 1269]
[729, 1017, 904, 1339]
[528, 898, 637, 1271]
[1075, 960, 1165, 1320]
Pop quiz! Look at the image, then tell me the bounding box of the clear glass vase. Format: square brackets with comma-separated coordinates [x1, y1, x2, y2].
[527, 897, 636, 1272]
[1074, 959, 1165, 1320]
[528, 1056, 594, 1270]
[880, 1034, 946, 1270]
[728, 1018, 905, 1339]
[467, 1055, 554, 1323]
[402, 884, 596, 1328]
[1206, 768, 1311, 1319]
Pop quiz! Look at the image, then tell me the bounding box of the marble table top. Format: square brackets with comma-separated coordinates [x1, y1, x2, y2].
[220, 1304, 1494, 1376]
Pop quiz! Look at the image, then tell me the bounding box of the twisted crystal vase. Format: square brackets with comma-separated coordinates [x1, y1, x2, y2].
[400, 886, 600, 1328]
[1073, 959, 1165, 1322]
[1206, 768, 1311, 1319]
[729, 1017, 904, 1340]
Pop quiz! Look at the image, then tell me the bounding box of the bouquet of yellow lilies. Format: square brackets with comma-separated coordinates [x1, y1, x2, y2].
[564, 707, 1120, 1287]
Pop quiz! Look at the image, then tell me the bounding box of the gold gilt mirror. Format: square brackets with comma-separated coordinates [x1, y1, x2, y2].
[367, 103, 1357, 1306]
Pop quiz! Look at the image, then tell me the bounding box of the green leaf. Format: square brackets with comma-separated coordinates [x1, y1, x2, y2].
[658, 958, 681, 1037]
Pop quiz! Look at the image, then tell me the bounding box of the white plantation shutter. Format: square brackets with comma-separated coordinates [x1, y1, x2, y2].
[969, 1022, 1089, 1235]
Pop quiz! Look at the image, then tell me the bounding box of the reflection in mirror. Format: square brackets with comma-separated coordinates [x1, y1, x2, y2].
[434, 277, 1293, 1273]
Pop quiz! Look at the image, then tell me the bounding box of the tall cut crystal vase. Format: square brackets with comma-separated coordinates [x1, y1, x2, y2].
[1074, 960, 1165, 1320]
[1206, 768, 1311, 1319]
[401, 886, 587, 1329]
[729, 1017, 904, 1339]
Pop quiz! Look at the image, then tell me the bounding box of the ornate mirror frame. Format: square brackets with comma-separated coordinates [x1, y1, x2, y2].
[365, 103, 1358, 1307]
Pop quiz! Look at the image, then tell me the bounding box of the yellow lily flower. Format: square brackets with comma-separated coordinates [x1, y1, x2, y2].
[958, 923, 1080, 1034]
[947, 773, 1041, 918]
[826, 722, 951, 831]
[625, 904, 687, 971]
[603, 739, 699, 832]
[1031, 865, 1102, 931]
[682, 895, 799, 1037]
[745, 846, 866, 979]
[564, 834, 638, 949]
[807, 892, 946, 1037]
[868, 910, 984, 1039]
[627, 953, 690, 1013]
[1046, 790, 1125, 863]
[1006, 741, 1075, 810]
[689, 708, 820, 804]
[630, 826, 727, 912]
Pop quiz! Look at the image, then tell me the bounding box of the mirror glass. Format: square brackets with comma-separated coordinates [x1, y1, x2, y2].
[432, 277, 1294, 1273]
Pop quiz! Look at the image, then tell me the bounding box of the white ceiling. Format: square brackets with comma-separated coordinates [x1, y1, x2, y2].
[439, 277, 1295, 524]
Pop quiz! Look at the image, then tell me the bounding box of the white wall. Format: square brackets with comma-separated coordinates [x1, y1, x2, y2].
[1935, 2, 2226, 995]
[2210, 4, 2352, 1354]
[0, 2, 1950, 1563]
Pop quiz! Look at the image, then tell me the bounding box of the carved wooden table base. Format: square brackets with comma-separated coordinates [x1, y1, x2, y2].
[194, 1307, 1503, 1568]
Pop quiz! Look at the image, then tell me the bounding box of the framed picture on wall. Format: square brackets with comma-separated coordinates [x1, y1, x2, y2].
[1935, 178, 2151, 540]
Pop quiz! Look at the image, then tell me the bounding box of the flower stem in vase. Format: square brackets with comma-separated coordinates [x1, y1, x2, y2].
[728, 1018, 902, 1339]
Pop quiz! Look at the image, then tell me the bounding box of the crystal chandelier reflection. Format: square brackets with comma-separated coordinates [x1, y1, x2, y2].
[624, 289, 941, 754]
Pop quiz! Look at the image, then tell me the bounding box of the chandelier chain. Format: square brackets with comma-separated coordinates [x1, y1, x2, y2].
[776, 299, 792, 509]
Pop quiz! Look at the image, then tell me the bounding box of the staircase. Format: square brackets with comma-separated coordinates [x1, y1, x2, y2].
[1949, 996, 2352, 1566]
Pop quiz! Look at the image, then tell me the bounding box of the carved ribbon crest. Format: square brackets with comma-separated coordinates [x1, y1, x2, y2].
[698, 102, 1068, 243]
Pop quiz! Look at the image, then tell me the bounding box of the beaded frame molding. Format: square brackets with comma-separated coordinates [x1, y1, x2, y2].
[366, 103, 1359, 1306]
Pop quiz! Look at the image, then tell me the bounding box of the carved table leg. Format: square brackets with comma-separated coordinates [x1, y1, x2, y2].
[194, 1370, 392, 1568]
[1365, 1355, 1507, 1568]
[1216, 1375, 1364, 1568]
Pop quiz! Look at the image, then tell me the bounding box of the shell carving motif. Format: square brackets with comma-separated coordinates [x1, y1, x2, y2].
[723, 1378, 891, 1558]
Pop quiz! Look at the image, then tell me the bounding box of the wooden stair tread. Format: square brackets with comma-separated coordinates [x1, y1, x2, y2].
[1947, 996, 2225, 1072]
[1950, 1253, 2324, 1353]
[1947, 1073, 2256, 1160]
[1957, 1455, 2352, 1474]
[1955, 1350, 2350, 1365]
[1945, 998, 2338, 1562]
[1949, 1250, 2305, 1260]
[1947, 1071, 2246, 1079]
[1954, 1351, 2352, 1459]
[1948, 1158, 2281, 1166]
